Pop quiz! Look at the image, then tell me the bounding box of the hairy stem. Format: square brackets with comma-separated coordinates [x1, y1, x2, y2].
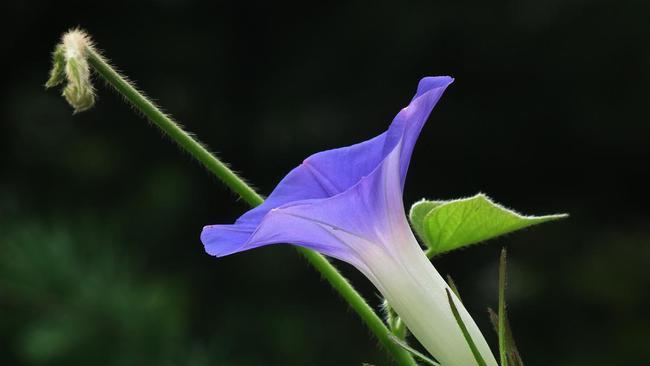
[87, 50, 260, 206]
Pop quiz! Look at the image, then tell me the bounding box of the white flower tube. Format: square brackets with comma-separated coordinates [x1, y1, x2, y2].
[358, 220, 497, 366]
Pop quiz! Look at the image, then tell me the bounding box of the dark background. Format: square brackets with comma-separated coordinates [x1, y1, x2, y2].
[2, 1, 649, 365]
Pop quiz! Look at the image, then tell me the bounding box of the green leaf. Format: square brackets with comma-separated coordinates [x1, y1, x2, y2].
[498, 248, 508, 366]
[446, 289, 487, 366]
[446, 275, 462, 303]
[409, 193, 567, 257]
[488, 248, 525, 366]
[409, 200, 444, 238]
[488, 308, 524, 366]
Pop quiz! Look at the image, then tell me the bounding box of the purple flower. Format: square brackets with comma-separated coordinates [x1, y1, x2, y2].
[201, 77, 497, 366]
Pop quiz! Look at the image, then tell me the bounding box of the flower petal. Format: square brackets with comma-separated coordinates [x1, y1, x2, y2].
[201, 76, 453, 256]
[385, 76, 453, 186]
[236, 141, 408, 268]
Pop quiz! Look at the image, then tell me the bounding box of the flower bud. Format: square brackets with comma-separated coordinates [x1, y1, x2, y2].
[46, 29, 96, 113]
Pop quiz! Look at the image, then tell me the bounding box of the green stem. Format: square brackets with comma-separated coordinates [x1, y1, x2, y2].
[86, 50, 260, 207]
[498, 248, 508, 366]
[85, 47, 416, 366]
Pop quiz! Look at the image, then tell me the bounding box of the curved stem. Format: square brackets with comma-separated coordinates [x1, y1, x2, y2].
[84, 46, 416, 366]
[87, 50, 260, 207]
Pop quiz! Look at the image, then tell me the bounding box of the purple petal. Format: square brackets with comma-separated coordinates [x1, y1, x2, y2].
[201, 76, 453, 257]
[211, 141, 408, 269]
[385, 76, 453, 186]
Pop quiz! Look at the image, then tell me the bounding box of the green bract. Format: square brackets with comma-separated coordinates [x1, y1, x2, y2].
[409, 193, 567, 257]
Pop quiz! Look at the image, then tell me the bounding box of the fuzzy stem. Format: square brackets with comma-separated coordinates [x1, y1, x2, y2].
[86, 50, 260, 206]
[498, 248, 508, 366]
[81, 40, 416, 366]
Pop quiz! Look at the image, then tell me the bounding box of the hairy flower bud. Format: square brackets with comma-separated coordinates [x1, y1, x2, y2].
[46, 29, 96, 113]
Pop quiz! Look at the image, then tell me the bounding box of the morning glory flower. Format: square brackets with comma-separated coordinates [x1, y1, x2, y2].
[201, 77, 497, 366]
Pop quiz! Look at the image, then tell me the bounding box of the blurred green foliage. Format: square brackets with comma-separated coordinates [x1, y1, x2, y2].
[0, 218, 208, 365]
